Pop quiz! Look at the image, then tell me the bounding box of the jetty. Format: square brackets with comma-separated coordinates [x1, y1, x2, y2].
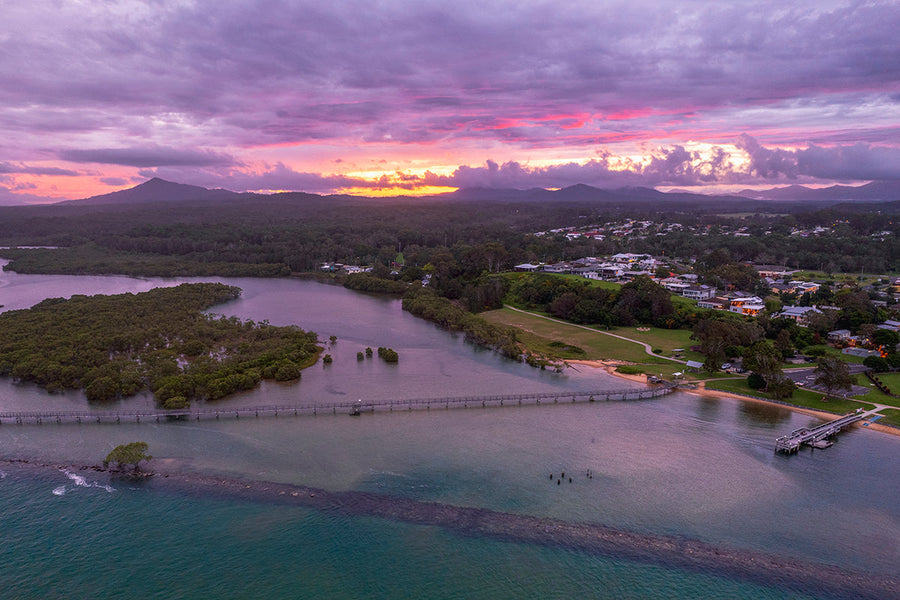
[0, 383, 675, 426]
[775, 408, 868, 453]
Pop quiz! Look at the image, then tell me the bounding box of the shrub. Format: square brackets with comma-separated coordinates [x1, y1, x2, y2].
[163, 395, 190, 410]
[323, 354, 333, 364]
[863, 356, 890, 372]
[747, 372, 766, 390]
[379, 348, 399, 363]
[357, 351, 365, 361]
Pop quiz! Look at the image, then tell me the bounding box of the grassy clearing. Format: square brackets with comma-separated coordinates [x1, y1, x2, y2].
[705, 378, 875, 415]
[613, 327, 704, 360]
[878, 409, 900, 428]
[803, 344, 867, 364]
[854, 374, 900, 409]
[482, 307, 668, 364]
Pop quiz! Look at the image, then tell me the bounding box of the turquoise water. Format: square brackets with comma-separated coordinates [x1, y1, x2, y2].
[1, 468, 825, 600]
[1, 270, 899, 598]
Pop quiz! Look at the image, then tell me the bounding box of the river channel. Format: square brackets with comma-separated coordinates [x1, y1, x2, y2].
[1, 265, 898, 599]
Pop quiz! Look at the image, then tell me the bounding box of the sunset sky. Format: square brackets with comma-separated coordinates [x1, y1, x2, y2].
[1, 0, 899, 204]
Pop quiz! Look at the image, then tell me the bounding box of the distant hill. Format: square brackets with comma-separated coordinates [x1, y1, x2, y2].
[58, 177, 900, 210]
[60, 177, 241, 206]
[735, 181, 900, 202]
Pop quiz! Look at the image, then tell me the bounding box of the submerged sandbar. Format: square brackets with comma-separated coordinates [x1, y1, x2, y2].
[4, 459, 897, 600]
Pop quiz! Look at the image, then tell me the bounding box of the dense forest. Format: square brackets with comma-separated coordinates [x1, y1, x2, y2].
[0, 283, 320, 406]
[1, 192, 898, 277]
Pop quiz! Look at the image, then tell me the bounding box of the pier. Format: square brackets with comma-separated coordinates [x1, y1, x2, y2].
[775, 408, 868, 453]
[0, 383, 675, 426]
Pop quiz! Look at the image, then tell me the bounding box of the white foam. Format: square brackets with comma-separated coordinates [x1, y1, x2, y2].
[57, 469, 116, 494]
[52, 485, 66, 496]
[0, 470, 7, 479]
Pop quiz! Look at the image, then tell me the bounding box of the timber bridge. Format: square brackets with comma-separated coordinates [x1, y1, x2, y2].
[775, 408, 869, 453]
[0, 383, 676, 426]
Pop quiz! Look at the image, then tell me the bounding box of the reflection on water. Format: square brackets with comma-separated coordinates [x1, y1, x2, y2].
[737, 399, 794, 427]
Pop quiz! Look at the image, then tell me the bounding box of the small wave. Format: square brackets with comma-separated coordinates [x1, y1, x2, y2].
[367, 469, 411, 479]
[57, 469, 116, 494]
[0, 470, 7, 479]
[52, 486, 66, 496]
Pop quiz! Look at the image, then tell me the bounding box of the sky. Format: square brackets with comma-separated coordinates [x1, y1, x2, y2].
[1, 0, 899, 204]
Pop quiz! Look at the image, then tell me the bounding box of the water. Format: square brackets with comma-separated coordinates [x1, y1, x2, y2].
[1, 266, 898, 598]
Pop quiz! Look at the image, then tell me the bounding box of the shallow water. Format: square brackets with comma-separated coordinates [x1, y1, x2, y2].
[0, 269, 898, 598]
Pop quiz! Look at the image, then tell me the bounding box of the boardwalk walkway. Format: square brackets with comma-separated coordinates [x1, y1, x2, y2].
[0, 384, 676, 426]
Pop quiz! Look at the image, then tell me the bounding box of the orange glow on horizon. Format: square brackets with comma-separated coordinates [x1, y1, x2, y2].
[335, 185, 458, 197]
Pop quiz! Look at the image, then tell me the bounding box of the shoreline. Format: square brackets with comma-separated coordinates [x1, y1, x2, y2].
[569, 359, 900, 438]
[2, 458, 897, 600]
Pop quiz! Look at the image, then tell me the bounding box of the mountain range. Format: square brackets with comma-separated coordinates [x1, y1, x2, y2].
[59, 177, 900, 209]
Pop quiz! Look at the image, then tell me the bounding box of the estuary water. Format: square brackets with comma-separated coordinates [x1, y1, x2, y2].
[1, 265, 898, 599]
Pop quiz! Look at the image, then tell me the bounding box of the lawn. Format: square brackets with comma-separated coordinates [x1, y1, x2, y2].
[705, 377, 875, 415]
[803, 344, 867, 364]
[877, 408, 900, 428]
[853, 373, 900, 409]
[482, 307, 670, 364]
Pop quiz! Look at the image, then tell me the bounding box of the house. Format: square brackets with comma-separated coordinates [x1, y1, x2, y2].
[789, 281, 820, 295]
[776, 305, 822, 326]
[755, 265, 796, 278]
[685, 360, 705, 372]
[682, 285, 716, 301]
[877, 320, 900, 332]
[662, 281, 690, 294]
[514, 263, 541, 272]
[698, 297, 730, 310]
[842, 347, 880, 358]
[827, 329, 852, 342]
[729, 296, 765, 316]
[542, 262, 572, 274]
[598, 265, 624, 280]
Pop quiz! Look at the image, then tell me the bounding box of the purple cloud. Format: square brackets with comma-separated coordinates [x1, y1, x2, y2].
[58, 147, 235, 168]
[0, 0, 898, 198]
[0, 162, 78, 176]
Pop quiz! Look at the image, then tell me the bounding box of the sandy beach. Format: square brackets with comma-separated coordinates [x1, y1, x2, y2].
[568, 359, 900, 438]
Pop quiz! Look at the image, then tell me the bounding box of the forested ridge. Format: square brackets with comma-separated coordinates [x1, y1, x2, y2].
[1, 193, 898, 277]
[0, 283, 320, 406]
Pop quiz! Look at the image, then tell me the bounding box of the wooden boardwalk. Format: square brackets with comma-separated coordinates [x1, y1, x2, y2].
[775, 408, 867, 453]
[0, 384, 675, 426]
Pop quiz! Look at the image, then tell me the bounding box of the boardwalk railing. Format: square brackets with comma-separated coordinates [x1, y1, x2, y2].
[0, 384, 675, 426]
[775, 408, 867, 453]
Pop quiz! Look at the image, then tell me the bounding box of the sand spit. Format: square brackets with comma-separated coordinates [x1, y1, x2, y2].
[4, 459, 896, 599]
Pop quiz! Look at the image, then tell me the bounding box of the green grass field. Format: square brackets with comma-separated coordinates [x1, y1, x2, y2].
[705, 378, 875, 415]
[482, 307, 668, 363]
[854, 373, 900, 409]
[878, 408, 900, 428]
[803, 344, 867, 364]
